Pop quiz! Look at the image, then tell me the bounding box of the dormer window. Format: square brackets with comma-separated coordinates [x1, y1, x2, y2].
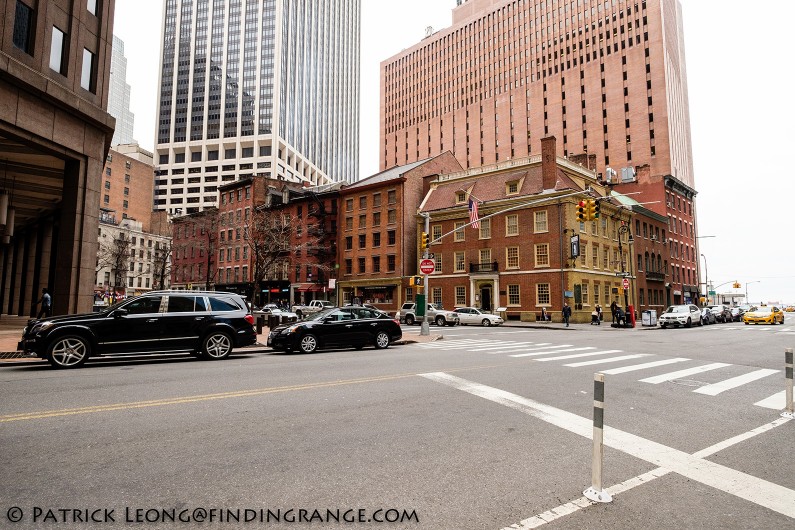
[506, 181, 519, 195]
[456, 191, 467, 204]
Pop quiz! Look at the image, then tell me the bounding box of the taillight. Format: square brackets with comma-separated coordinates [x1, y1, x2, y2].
[392, 319, 400, 325]
[245, 314, 255, 325]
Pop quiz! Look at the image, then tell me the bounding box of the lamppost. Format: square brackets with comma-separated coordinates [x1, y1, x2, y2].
[700, 253, 709, 305]
[746, 280, 761, 306]
[617, 220, 634, 324]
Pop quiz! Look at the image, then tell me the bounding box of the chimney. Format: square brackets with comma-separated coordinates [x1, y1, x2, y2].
[541, 136, 557, 190]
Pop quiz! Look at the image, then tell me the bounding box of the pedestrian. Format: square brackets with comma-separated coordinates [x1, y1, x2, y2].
[610, 301, 617, 324]
[563, 302, 572, 327]
[540, 307, 549, 322]
[596, 304, 602, 325]
[36, 288, 52, 319]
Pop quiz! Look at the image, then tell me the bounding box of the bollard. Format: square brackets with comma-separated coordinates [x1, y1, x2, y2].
[583, 373, 612, 503]
[783, 348, 794, 419]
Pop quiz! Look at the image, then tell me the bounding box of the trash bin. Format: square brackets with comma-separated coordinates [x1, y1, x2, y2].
[641, 309, 657, 327]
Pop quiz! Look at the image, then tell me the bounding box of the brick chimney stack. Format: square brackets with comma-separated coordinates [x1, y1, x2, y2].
[541, 136, 557, 190]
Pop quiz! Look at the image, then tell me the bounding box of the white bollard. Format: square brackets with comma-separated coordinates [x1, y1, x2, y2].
[584, 372, 612, 503]
[782, 348, 794, 419]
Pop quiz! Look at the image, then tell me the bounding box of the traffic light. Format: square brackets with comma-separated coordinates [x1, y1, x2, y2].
[577, 200, 587, 222]
[733, 282, 741, 289]
[592, 199, 601, 219]
[409, 276, 415, 287]
[420, 232, 430, 251]
[414, 276, 423, 286]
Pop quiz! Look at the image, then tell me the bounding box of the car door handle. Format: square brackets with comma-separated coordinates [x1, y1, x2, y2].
[345, 324, 353, 328]
[195, 316, 206, 320]
[146, 319, 158, 323]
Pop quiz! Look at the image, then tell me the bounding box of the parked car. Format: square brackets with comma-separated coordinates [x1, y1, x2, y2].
[658, 305, 702, 328]
[700, 308, 717, 325]
[291, 299, 335, 319]
[268, 307, 402, 353]
[707, 304, 733, 323]
[18, 291, 257, 369]
[742, 306, 785, 325]
[454, 307, 504, 326]
[784, 306, 795, 313]
[254, 306, 299, 320]
[729, 306, 745, 322]
[398, 302, 460, 326]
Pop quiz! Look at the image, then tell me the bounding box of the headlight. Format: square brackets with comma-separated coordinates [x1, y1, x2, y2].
[285, 324, 303, 333]
[31, 321, 55, 333]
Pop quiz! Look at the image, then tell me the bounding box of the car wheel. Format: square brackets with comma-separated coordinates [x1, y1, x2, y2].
[201, 331, 233, 360]
[47, 335, 90, 369]
[405, 314, 415, 325]
[435, 316, 446, 326]
[482, 318, 492, 327]
[744, 322, 749, 325]
[660, 324, 667, 329]
[374, 331, 390, 349]
[299, 334, 318, 353]
[685, 318, 692, 328]
[699, 318, 703, 326]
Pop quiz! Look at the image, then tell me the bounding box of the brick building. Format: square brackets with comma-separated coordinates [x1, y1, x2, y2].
[100, 144, 156, 230]
[170, 208, 218, 291]
[418, 137, 633, 323]
[336, 153, 463, 314]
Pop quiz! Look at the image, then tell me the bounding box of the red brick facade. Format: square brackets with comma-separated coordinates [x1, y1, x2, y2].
[170, 208, 218, 290]
[100, 146, 156, 230]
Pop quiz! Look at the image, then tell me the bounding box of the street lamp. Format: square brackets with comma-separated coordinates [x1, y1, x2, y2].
[617, 220, 633, 324]
[700, 253, 709, 305]
[746, 280, 761, 306]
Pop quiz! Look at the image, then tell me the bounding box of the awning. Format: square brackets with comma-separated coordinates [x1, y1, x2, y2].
[295, 284, 324, 292]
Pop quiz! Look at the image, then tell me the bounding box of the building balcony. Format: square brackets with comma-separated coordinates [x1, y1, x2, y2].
[469, 261, 499, 273]
[644, 270, 666, 282]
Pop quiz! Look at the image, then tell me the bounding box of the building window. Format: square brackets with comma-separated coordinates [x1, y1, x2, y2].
[345, 217, 353, 230]
[387, 230, 396, 245]
[594, 284, 601, 306]
[581, 284, 589, 305]
[49, 26, 67, 74]
[454, 251, 465, 272]
[345, 198, 354, 211]
[373, 211, 381, 226]
[358, 257, 365, 273]
[506, 181, 520, 195]
[455, 191, 467, 204]
[357, 234, 366, 249]
[535, 244, 550, 267]
[13, 1, 34, 55]
[387, 209, 396, 224]
[358, 214, 366, 228]
[508, 284, 521, 305]
[456, 286, 466, 306]
[536, 284, 550, 305]
[387, 190, 397, 204]
[359, 196, 367, 209]
[387, 254, 396, 272]
[603, 246, 610, 269]
[373, 193, 382, 207]
[123, 200, 128, 209]
[479, 248, 491, 266]
[534, 211, 548, 233]
[593, 244, 599, 268]
[506, 246, 519, 269]
[405, 287, 414, 302]
[478, 218, 491, 239]
[373, 232, 381, 247]
[506, 214, 519, 236]
[345, 236, 353, 250]
[432, 225, 442, 242]
[431, 287, 442, 305]
[434, 253, 442, 272]
[454, 221, 466, 241]
[87, 0, 98, 15]
[345, 259, 352, 275]
[372, 256, 381, 273]
[81, 48, 96, 92]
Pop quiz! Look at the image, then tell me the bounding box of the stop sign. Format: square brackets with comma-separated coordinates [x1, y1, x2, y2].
[622, 278, 630, 289]
[419, 259, 436, 275]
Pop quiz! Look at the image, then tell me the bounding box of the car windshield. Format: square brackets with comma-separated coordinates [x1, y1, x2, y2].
[753, 307, 772, 314]
[665, 306, 689, 313]
[306, 308, 338, 321]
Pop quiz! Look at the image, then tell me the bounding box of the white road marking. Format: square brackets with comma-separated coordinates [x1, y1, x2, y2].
[468, 342, 538, 352]
[534, 350, 623, 362]
[488, 343, 554, 354]
[418, 339, 492, 348]
[639, 362, 732, 384]
[564, 354, 650, 367]
[418, 373, 795, 520]
[693, 369, 779, 396]
[754, 391, 785, 410]
[509, 346, 586, 358]
[502, 416, 792, 529]
[601, 357, 690, 375]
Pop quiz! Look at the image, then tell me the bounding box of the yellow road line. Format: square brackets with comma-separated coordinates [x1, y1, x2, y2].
[1, 362, 507, 423]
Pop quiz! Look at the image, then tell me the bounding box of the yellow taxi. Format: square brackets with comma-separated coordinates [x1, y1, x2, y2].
[785, 306, 795, 313]
[742, 306, 785, 325]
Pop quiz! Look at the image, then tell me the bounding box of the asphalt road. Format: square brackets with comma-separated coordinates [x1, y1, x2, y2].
[1, 321, 794, 529]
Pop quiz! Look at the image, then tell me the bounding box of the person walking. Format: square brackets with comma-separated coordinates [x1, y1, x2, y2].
[610, 301, 618, 324]
[36, 288, 52, 319]
[563, 302, 572, 327]
[596, 304, 602, 325]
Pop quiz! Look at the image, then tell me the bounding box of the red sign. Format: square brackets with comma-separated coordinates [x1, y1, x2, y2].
[419, 259, 436, 275]
[622, 278, 630, 289]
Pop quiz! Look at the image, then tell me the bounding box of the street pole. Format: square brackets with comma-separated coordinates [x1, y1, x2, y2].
[420, 212, 430, 336]
[700, 254, 709, 305]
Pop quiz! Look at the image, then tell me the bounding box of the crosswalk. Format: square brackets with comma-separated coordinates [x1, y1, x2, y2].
[704, 325, 795, 335]
[417, 338, 785, 410]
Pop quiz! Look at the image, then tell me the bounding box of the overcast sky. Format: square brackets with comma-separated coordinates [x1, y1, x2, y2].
[113, 0, 795, 305]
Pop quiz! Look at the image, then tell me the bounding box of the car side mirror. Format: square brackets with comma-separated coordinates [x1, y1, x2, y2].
[113, 308, 128, 318]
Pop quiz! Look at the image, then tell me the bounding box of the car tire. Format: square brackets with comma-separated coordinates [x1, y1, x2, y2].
[374, 331, 390, 349]
[685, 318, 692, 328]
[744, 322, 749, 325]
[405, 314, 415, 326]
[435, 316, 446, 326]
[482, 318, 492, 327]
[660, 324, 667, 329]
[299, 334, 319, 353]
[201, 331, 233, 360]
[699, 318, 703, 326]
[47, 335, 90, 369]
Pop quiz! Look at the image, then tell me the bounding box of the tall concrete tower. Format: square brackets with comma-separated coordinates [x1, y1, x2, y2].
[108, 35, 136, 146]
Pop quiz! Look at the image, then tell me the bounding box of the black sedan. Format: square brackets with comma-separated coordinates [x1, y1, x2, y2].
[268, 307, 402, 353]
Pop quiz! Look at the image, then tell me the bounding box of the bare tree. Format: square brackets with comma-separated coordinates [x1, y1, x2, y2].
[152, 240, 172, 290]
[96, 231, 132, 293]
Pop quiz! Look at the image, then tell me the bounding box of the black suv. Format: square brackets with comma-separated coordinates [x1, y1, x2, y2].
[18, 291, 257, 368]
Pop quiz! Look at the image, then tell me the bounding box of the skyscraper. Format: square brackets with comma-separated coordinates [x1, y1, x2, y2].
[108, 35, 136, 146]
[154, 0, 361, 214]
[380, 0, 694, 189]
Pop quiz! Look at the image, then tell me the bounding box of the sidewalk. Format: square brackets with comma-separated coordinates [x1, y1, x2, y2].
[0, 317, 653, 363]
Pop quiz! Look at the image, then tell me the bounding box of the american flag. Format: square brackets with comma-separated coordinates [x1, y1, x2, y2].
[468, 198, 480, 229]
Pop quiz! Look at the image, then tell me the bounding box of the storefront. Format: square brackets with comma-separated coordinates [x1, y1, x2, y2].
[259, 281, 291, 307]
[292, 283, 334, 306]
[339, 282, 400, 314]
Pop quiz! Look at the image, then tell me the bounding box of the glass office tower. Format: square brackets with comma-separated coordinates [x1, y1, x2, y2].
[155, 0, 360, 214]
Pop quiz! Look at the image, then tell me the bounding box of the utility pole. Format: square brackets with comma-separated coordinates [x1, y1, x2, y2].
[420, 212, 430, 336]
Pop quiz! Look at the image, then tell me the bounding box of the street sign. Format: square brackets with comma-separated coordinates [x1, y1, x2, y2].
[622, 278, 630, 290]
[425, 253, 435, 259]
[615, 272, 630, 277]
[419, 259, 436, 275]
